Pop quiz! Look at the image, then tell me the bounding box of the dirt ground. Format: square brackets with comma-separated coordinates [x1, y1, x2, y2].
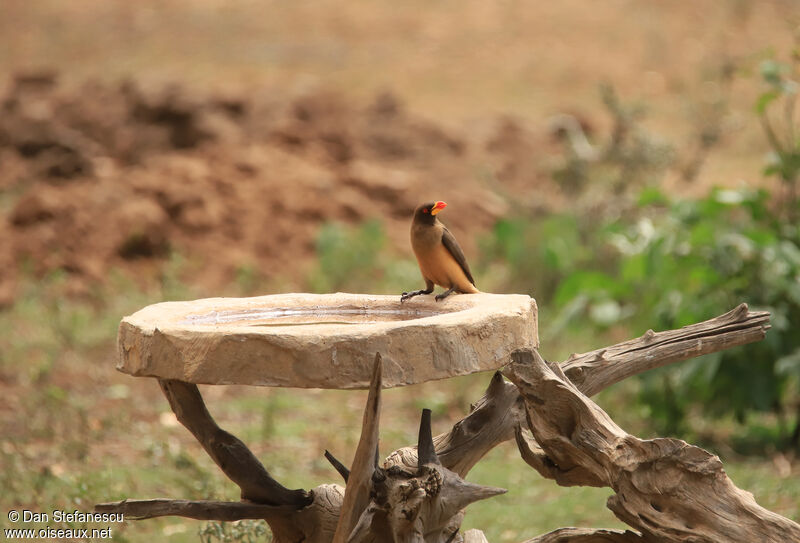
[1, 1, 799, 305]
[0, 75, 549, 304]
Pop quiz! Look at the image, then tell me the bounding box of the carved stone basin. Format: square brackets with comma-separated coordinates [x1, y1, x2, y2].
[117, 292, 538, 389]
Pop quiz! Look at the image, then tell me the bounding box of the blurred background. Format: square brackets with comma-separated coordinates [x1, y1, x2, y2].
[1, 1, 799, 541]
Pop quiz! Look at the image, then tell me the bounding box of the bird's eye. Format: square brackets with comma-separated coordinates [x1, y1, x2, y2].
[423, 208, 429, 213]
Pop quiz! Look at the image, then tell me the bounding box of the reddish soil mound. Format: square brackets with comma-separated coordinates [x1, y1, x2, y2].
[0, 73, 554, 304]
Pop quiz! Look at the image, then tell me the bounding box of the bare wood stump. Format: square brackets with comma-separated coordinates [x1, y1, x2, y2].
[506, 348, 800, 543]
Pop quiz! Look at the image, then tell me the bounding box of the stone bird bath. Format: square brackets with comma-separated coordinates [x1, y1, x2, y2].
[117, 292, 539, 389]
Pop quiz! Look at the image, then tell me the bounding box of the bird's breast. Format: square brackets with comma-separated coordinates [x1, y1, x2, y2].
[410, 224, 476, 292]
[410, 223, 443, 254]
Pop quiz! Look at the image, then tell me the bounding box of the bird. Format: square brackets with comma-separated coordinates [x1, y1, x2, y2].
[401, 201, 479, 302]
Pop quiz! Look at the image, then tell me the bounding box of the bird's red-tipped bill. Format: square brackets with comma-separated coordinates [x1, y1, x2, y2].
[431, 201, 447, 215]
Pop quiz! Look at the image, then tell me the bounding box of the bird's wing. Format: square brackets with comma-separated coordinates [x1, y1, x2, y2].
[441, 225, 476, 286]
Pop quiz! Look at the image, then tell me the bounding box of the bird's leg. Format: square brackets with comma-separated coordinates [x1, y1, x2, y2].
[435, 286, 457, 302]
[401, 280, 434, 303]
[401, 288, 432, 303]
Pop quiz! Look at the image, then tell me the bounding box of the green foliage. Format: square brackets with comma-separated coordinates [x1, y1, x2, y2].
[481, 215, 600, 304]
[479, 211, 629, 343]
[756, 48, 800, 218]
[308, 220, 386, 293]
[307, 220, 419, 294]
[481, 186, 800, 447]
[616, 188, 799, 436]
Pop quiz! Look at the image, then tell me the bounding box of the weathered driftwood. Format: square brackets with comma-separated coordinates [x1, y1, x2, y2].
[95, 304, 796, 543]
[521, 528, 642, 542]
[386, 304, 770, 477]
[561, 303, 769, 396]
[325, 450, 352, 482]
[463, 529, 491, 543]
[347, 409, 506, 543]
[385, 371, 524, 478]
[331, 358, 506, 543]
[93, 499, 295, 521]
[332, 354, 383, 543]
[157, 379, 312, 508]
[505, 348, 800, 543]
[261, 484, 346, 543]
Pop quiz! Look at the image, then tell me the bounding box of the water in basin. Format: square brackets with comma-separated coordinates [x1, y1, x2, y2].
[182, 305, 449, 326]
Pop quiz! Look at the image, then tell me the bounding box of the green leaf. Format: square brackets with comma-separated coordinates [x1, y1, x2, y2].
[553, 270, 619, 307]
[621, 252, 647, 282]
[638, 186, 669, 206]
[755, 90, 780, 114]
[759, 59, 785, 87]
[689, 221, 717, 246]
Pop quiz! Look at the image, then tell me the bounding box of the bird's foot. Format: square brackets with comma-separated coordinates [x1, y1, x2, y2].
[435, 287, 456, 302]
[401, 289, 432, 303]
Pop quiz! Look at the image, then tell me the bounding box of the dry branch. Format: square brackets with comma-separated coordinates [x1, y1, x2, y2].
[388, 305, 769, 478]
[522, 528, 643, 542]
[93, 499, 294, 521]
[326, 450, 351, 483]
[514, 425, 604, 488]
[332, 353, 383, 543]
[349, 409, 506, 543]
[505, 348, 800, 543]
[158, 379, 311, 508]
[385, 371, 524, 478]
[561, 303, 770, 396]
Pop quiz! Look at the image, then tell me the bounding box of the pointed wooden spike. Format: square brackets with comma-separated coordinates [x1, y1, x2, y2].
[486, 371, 507, 395]
[325, 450, 350, 483]
[732, 302, 749, 320]
[417, 408, 441, 468]
[449, 479, 507, 512]
[332, 352, 383, 543]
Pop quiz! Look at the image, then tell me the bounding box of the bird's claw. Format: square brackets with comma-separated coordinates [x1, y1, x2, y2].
[435, 288, 455, 302]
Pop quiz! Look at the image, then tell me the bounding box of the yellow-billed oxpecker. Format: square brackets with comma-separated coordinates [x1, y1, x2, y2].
[401, 201, 479, 302]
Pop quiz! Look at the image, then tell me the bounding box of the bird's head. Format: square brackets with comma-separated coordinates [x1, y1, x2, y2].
[413, 201, 447, 225]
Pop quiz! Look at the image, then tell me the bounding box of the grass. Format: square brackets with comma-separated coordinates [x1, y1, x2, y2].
[1, 239, 799, 542]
